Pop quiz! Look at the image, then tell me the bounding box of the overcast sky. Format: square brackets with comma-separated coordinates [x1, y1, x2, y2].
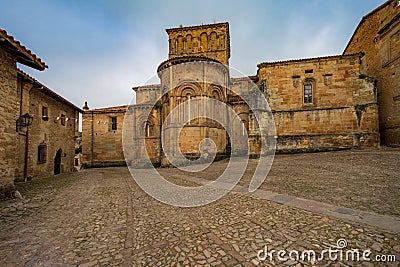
[1, 0, 386, 110]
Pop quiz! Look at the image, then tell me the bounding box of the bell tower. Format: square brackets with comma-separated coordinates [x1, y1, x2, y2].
[166, 22, 230, 65]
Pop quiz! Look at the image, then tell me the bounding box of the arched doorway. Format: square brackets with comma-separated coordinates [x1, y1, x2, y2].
[54, 149, 62, 175]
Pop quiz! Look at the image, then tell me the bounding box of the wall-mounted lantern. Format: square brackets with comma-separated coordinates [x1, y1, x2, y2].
[16, 113, 34, 132]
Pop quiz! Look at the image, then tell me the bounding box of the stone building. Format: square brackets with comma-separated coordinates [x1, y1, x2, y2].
[0, 28, 46, 195]
[344, 0, 400, 146]
[257, 54, 378, 152]
[0, 28, 81, 195]
[83, 5, 390, 167]
[82, 104, 126, 167]
[16, 70, 81, 180]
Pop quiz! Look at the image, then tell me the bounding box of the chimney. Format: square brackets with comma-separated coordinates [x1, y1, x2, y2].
[83, 101, 89, 111]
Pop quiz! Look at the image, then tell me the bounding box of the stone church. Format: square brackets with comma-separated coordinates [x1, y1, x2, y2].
[82, 0, 399, 167]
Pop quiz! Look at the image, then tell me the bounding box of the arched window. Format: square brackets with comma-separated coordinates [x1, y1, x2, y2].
[211, 89, 220, 100]
[143, 121, 154, 137]
[186, 93, 191, 125]
[186, 34, 193, 52]
[304, 83, 313, 103]
[242, 120, 247, 135]
[177, 35, 184, 53]
[210, 90, 219, 119]
[210, 32, 218, 51]
[145, 122, 150, 137]
[200, 32, 208, 52]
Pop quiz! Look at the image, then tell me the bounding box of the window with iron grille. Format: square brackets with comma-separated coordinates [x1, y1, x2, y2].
[111, 117, 117, 131]
[304, 84, 313, 103]
[38, 143, 47, 164]
[42, 106, 48, 121]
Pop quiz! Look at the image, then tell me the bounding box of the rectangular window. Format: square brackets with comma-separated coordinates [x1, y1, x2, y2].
[42, 106, 48, 121]
[111, 117, 117, 131]
[304, 84, 313, 103]
[61, 114, 66, 126]
[38, 144, 47, 164]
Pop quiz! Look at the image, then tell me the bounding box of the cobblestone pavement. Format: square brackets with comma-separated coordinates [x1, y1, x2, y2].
[162, 147, 400, 217]
[0, 150, 399, 266]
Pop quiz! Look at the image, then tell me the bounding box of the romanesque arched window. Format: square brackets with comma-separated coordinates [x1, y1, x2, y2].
[186, 34, 193, 52]
[145, 122, 150, 137]
[242, 120, 247, 136]
[210, 90, 219, 119]
[200, 32, 208, 52]
[210, 32, 218, 51]
[186, 93, 191, 125]
[177, 35, 184, 53]
[143, 121, 154, 137]
[211, 89, 221, 100]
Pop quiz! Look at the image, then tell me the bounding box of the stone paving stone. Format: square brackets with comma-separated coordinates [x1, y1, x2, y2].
[0, 156, 398, 266]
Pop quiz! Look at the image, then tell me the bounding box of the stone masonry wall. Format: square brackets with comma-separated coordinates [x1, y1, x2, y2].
[134, 84, 161, 105]
[0, 48, 18, 194]
[28, 89, 78, 177]
[258, 54, 379, 152]
[15, 79, 79, 180]
[167, 23, 230, 65]
[344, 0, 400, 146]
[82, 110, 126, 167]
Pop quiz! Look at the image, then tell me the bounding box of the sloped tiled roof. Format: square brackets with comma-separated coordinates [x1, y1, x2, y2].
[0, 28, 47, 70]
[132, 84, 160, 92]
[166, 22, 229, 33]
[257, 53, 363, 68]
[157, 55, 228, 75]
[86, 105, 128, 113]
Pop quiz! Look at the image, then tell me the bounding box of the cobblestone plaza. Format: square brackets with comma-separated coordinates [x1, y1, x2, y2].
[0, 149, 399, 266]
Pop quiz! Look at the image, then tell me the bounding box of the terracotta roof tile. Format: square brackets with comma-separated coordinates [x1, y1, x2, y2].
[87, 105, 129, 113]
[157, 55, 228, 75]
[257, 53, 363, 68]
[0, 28, 47, 70]
[166, 22, 229, 33]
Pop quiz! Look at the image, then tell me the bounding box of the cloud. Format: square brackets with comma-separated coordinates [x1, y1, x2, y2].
[4, 0, 388, 112]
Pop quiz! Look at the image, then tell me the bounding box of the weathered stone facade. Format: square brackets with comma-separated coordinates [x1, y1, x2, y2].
[167, 22, 230, 65]
[0, 47, 19, 194]
[16, 71, 81, 180]
[0, 28, 81, 195]
[128, 85, 162, 165]
[82, 105, 127, 167]
[0, 28, 46, 195]
[257, 54, 379, 152]
[344, 0, 400, 146]
[83, 2, 400, 166]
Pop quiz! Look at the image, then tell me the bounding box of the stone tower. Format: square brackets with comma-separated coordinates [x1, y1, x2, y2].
[154, 22, 232, 166]
[166, 22, 230, 65]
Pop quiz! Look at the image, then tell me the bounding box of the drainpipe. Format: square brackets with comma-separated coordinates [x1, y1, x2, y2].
[19, 78, 29, 180]
[24, 127, 29, 179]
